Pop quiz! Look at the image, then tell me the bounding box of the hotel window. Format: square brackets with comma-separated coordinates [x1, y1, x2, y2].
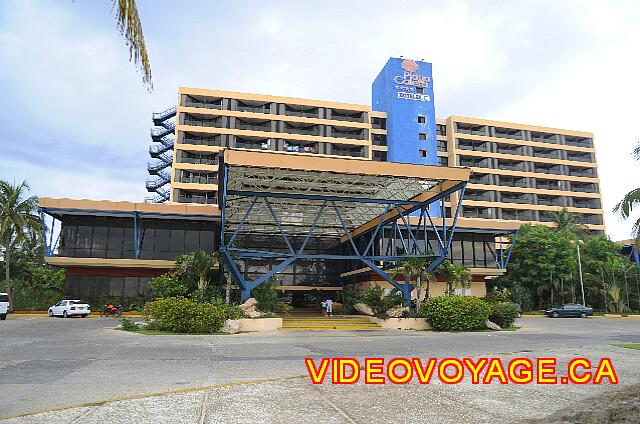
[419, 150, 428, 157]
[419, 133, 427, 140]
[438, 156, 448, 166]
[418, 115, 426, 124]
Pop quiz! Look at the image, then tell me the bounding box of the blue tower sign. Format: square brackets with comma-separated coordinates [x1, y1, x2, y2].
[372, 57, 437, 167]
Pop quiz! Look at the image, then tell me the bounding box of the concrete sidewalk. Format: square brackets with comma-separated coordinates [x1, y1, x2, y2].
[3, 346, 639, 424]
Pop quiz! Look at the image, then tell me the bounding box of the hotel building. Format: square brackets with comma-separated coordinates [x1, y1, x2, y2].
[39, 57, 604, 304]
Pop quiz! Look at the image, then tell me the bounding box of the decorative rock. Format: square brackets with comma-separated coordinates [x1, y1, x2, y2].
[354, 302, 375, 316]
[485, 319, 502, 331]
[246, 310, 263, 318]
[386, 305, 408, 318]
[240, 298, 258, 312]
[222, 319, 242, 334]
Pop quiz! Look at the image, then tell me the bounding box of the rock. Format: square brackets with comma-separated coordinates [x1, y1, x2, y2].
[354, 303, 375, 316]
[246, 310, 263, 318]
[240, 298, 258, 312]
[485, 319, 502, 331]
[386, 305, 408, 318]
[222, 319, 242, 334]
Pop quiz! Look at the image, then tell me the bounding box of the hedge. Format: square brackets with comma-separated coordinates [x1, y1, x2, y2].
[143, 297, 243, 333]
[489, 302, 519, 328]
[420, 296, 489, 332]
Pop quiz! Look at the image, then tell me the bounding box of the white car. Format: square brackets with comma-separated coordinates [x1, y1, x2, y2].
[48, 300, 91, 318]
[0, 292, 9, 320]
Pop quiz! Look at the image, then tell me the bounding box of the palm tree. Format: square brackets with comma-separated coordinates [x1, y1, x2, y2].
[434, 261, 472, 296]
[394, 257, 433, 311]
[545, 207, 587, 239]
[0, 180, 40, 288]
[176, 250, 220, 302]
[112, 0, 152, 90]
[614, 143, 640, 248]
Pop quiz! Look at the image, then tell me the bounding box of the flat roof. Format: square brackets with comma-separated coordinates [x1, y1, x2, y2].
[39, 197, 221, 220]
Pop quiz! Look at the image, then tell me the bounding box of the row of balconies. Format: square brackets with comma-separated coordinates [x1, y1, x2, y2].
[181, 113, 369, 140]
[175, 170, 218, 185]
[458, 155, 598, 177]
[454, 123, 593, 148]
[177, 135, 369, 159]
[462, 188, 601, 209]
[462, 206, 604, 225]
[456, 139, 594, 163]
[174, 189, 218, 205]
[181, 95, 378, 125]
[469, 172, 599, 194]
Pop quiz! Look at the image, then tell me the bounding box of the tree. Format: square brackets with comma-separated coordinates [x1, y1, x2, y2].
[174, 250, 220, 302]
[545, 207, 588, 239]
[393, 257, 434, 311]
[0, 180, 40, 289]
[112, 0, 152, 90]
[614, 142, 640, 248]
[434, 260, 472, 296]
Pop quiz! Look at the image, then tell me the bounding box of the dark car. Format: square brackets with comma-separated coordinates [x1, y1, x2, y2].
[545, 303, 593, 318]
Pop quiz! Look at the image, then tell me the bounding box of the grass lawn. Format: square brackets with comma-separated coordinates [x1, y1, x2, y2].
[614, 344, 640, 350]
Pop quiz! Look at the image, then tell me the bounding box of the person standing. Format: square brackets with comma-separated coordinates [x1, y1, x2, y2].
[324, 298, 334, 317]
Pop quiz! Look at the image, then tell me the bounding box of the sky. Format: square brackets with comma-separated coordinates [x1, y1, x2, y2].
[0, 0, 639, 241]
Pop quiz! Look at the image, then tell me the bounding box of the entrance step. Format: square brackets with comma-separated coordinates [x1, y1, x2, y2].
[281, 316, 381, 330]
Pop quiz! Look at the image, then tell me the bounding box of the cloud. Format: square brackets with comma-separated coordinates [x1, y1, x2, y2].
[0, 0, 638, 240]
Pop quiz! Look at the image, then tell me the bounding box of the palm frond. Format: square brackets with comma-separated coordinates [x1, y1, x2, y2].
[613, 187, 640, 219]
[633, 142, 640, 162]
[113, 0, 152, 91]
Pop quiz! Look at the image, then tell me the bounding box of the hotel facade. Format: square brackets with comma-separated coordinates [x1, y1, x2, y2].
[39, 57, 605, 304]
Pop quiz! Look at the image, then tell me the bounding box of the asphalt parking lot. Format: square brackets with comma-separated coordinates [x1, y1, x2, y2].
[1, 315, 639, 423]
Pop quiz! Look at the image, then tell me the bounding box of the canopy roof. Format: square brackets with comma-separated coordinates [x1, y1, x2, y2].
[221, 150, 470, 238]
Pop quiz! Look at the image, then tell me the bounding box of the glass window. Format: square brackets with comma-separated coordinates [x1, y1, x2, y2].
[419, 133, 427, 140]
[417, 116, 426, 124]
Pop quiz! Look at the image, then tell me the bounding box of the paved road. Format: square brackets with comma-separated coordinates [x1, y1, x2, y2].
[1, 316, 639, 422]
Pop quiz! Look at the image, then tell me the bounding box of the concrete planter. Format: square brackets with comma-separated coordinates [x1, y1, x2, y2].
[370, 317, 431, 330]
[238, 317, 283, 332]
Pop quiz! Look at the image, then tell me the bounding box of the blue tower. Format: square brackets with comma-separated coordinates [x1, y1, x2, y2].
[372, 57, 439, 215]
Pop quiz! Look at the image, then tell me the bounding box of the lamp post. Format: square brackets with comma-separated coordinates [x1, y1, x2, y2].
[576, 242, 585, 306]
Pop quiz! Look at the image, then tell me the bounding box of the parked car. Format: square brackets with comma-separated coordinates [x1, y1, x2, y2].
[48, 300, 91, 318]
[545, 303, 593, 318]
[0, 292, 9, 320]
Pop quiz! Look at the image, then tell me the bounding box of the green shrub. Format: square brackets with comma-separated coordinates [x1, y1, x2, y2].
[361, 285, 403, 318]
[420, 296, 490, 332]
[149, 274, 189, 298]
[252, 278, 291, 315]
[143, 297, 242, 333]
[120, 318, 138, 332]
[485, 288, 511, 304]
[489, 302, 519, 328]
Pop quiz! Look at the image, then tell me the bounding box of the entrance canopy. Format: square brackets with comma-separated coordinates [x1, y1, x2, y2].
[219, 150, 471, 305]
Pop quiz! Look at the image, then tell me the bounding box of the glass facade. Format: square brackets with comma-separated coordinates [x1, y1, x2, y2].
[58, 216, 218, 260]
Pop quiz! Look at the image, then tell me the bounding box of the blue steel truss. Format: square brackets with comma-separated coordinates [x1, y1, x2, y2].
[219, 162, 468, 306]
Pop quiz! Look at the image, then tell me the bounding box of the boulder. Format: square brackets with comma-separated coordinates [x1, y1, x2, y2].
[485, 319, 502, 331]
[222, 319, 242, 334]
[386, 305, 408, 318]
[354, 302, 375, 316]
[240, 298, 258, 312]
[246, 310, 264, 318]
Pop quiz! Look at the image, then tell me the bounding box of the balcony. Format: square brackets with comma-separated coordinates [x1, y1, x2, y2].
[183, 115, 225, 128]
[236, 101, 271, 114]
[436, 124, 447, 136]
[498, 160, 526, 172]
[177, 152, 218, 166]
[494, 127, 524, 140]
[236, 120, 271, 132]
[456, 123, 487, 136]
[565, 136, 592, 148]
[568, 167, 596, 178]
[457, 139, 487, 151]
[463, 208, 491, 219]
[183, 95, 223, 110]
[469, 174, 491, 185]
[501, 210, 531, 221]
[567, 153, 593, 163]
[498, 177, 527, 188]
[282, 140, 318, 154]
[534, 164, 563, 175]
[182, 134, 226, 147]
[236, 137, 273, 150]
[330, 127, 365, 140]
[330, 109, 365, 123]
[500, 195, 530, 204]
[531, 132, 558, 144]
[537, 196, 563, 207]
[533, 148, 561, 159]
[497, 146, 525, 155]
[572, 199, 601, 209]
[283, 106, 319, 119]
[459, 157, 489, 168]
[283, 123, 319, 136]
[177, 172, 218, 185]
[570, 183, 598, 193]
[371, 117, 386, 130]
[372, 134, 387, 146]
[331, 144, 364, 158]
[464, 190, 492, 202]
